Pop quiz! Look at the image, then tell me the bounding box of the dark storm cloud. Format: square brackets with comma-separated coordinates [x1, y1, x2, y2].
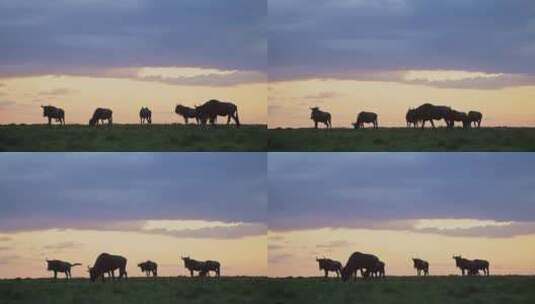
[268, 153, 535, 231]
[0, 0, 266, 75]
[0, 153, 266, 232]
[269, 0, 535, 81]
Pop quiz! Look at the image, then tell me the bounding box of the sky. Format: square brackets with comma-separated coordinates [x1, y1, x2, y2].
[0, 0, 267, 124]
[0, 153, 267, 278]
[268, 153, 535, 277]
[268, 0, 535, 127]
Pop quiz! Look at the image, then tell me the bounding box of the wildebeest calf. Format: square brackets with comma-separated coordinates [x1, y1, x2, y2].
[447, 110, 470, 128]
[89, 108, 113, 126]
[453, 255, 490, 276]
[41, 105, 65, 125]
[46, 259, 81, 279]
[364, 260, 385, 279]
[316, 257, 342, 278]
[138, 260, 157, 277]
[175, 104, 199, 124]
[352, 111, 378, 129]
[88, 253, 127, 282]
[310, 107, 331, 128]
[139, 107, 152, 124]
[468, 111, 482, 128]
[412, 258, 429, 276]
[406, 108, 419, 128]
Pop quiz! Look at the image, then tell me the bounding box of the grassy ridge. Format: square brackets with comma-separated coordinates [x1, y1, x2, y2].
[0, 124, 267, 151]
[1, 276, 534, 304]
[268, 127, 535, 151]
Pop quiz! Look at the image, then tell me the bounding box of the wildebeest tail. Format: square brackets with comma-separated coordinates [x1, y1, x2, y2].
[71, 263, 82, 267]
[235, 107, 240, 127]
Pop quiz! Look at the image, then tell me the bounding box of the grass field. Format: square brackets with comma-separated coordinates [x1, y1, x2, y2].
[1, 276, 533, 304]
[0, 124, 266, 151]
[268, 127, 535, 151]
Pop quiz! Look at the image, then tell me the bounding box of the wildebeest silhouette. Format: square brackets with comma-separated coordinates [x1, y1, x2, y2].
[352, 111, 378, 129]
[364, 260, 385, 279]
[310, 107, 331, 129]
[41, 105, 65, 126]
[453, 255, 490, 276]
[88, 253, 127, 282]
[175, 104, 199, 124]
[139, 107, 152, 125]
[406, 108, 419, 128]
[341, 251, 380, 281]
[412, 258, 429, 276]
[201, 260, 221, 278]
[468, 111, 483, 128]
[89, 108, 113, 126]
[138, 260, 157, 277]
[182, 256, 220, 277]
[45, 259, 81, 279]
[472, 259, 490, 276]
[195, 99, 240, 127]
[316, 257, 342, 278]
[413, 103, 452, 128]
[447, 110, 470, 128]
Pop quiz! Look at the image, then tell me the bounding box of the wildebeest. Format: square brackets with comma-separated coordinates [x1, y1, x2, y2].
[195, 99, 240, 127]
[412, 258, 429, 276]
[139, 107, 152, 124]
[352, 111, 378, 129]
[468, 111, 483, 128]
[138, 260, 157, 277]
[41, 105, 65, 125]
[310, 107, 331, 129]
[406, 108, 419, 128]
[46, 259, 81, 279]
[453, 256, 490, 276]
[364, 260, 385, 278]
[175, 104, 199, 124]
[472, 259, 490, 276]
[316, 257, 342, 278]
[341, 251, 380, 281]
[182, 256, 220, 277]
[89, 108, 113, 126]
[201, 260, 221, 278]
[412, 103, 452, 128]
[447, 110, 470, 128]
[88, 253, 127, 282]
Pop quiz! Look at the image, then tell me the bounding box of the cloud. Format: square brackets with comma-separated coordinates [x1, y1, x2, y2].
[316, 240, 352, 248]
[42, 241, 83, 250]
[38, 88, 77, 96]
[0, 236, 11, 242]
[268, 253, 293, 264]
[303, 91, 340, 100]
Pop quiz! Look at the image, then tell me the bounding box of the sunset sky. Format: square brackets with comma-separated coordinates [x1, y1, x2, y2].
[0, 1, 266, 124]
[268, 0, 535, 127]
[0, 153, 267, 278]
[268, 153, 535, 277]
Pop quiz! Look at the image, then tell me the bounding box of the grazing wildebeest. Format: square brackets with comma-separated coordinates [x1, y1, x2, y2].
[41, 105, 65, 125]
[352, 111, 378, 129]
[138, 260, 157, 277]
[413, 103, 453, 128]
[406, 108, 419, 128]
[412, 258, 429, 276]
[316, 257, 342, 278]
[175, 104, 199, 124]
[453, 256, 489, 276]
[447, 110, 470, 128]
[195, 99, 240, 127]
[202, 260, 221, 278]
[139, 107, 152, 124]
[46, 259, 81, 279]
[89, 108, 113, 126]
[468, 111, 482, 128]
[364, 260, 385, 278]
[310, 107, 331, 129]
[341, 252, 380, 281]
[472, 259, 490, 276]
[88, 253, 127, 282]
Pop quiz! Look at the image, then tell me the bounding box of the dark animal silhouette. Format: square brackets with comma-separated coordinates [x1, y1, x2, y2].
[468, 111, 482, 128]
[310, 107, 331, 128]
[364, 260, 385, 278]
[406, 108, 419, 128]
[453, 255, 489, 276]
[175, 105, 199, 124]
[447, 110, 470, 128]
[412, 258, 429, 276]
[138, 260, 157, 277]
[201, 260, 221, 278]
[139, 107, 152, 124]
[316, 257, 342, 278]
[46, 259, 81, 279]
[88, 253, 127, 282]
[195, 99, 240, 127]
[352, 111, 378, 129]
[41, 105, 65, 125]
[182, 256, 220, 277]
[89, 108, 113, 126]
[472, 259, 490, 276]
[341, 252, 380, 281]
[413, 103, 452, 128]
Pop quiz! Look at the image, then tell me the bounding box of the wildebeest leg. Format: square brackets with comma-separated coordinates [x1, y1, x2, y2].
[190, 270, 194, 277]
[184, 117, 188, 124]
[430, 120, 436, 129]
[53, 271, 57, 279]
[314, 121, 318, 129]
[324, 269, 328, 278]
[227, 114, 231, 125]
[109, 117, 112, 126]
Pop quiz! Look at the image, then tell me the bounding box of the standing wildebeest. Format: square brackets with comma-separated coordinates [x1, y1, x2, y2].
[352, 111, 378, 129]
[139, 107, 152, 124]
[447, 110, 470, 128]
[364, 260, 385, 278]
[316, 257, 342, 278]
[468, 111, 483, 128]
[88, 253, 127, 282]
[89, 108, 113, 126]
[310, 107, 331, 129]
[195, 99, 240, 127]
[412, 258, 429, 276]
[138, 260, 157, 277]
[41, 105, 65, 125]
[341, 252, 380, 281]
[200, 260, 221, 278]
[175, 104, 199, 124]
[413, 103, 452, 128]
[46, 259, 81, 279]
[472, 259, 490, 276]
[453, 256, 489, 276]
[406, 108, 419, 128]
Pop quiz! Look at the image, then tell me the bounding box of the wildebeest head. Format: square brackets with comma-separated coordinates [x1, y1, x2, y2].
[452, 255, 464, 267]
[46, 259, 53, 270]
[87, 266, 97, 282]
[340, 266, 352, 282]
